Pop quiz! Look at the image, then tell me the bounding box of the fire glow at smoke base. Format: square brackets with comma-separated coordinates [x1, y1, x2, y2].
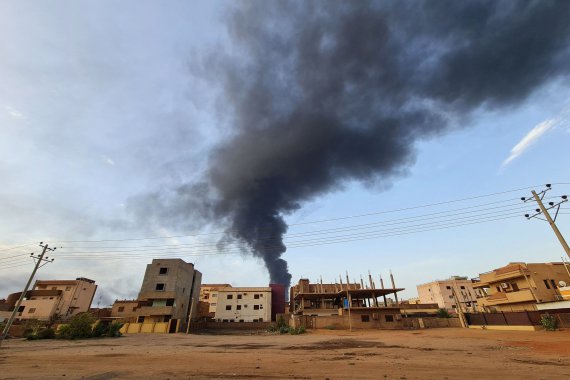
[133, 1, 570, 288]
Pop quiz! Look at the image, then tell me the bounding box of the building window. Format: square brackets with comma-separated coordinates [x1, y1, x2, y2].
[237, 305, 242, 310]
[259, 318, 263, 322]
[550, 279, 558, 289]
[496, 286, 502, 292]
[449, 295, 453, 299]
[511, 283, 519, 291]
[361, 315, 370, 322]
[237, 294, 242, 299]
[227, 294, 233, 300]
[446, 286, 451, 290]
[118, 307, 125, 312]
[384, 315, 394, 322]
[460, 286, 465, 290]
[159, 267, 168, 275]
[254, 294, 260, 299]
[254, 305, 260, 310]
[65, 286, 71, 291]
[52, 287, 57, 290]
[166, 299, 175, 306]
[543, 280, 551, 289]
[156, 283, 165, 291]
[226, 305, 232, 310]
[212, 294, 217, 298]
[28, 308, 36, 314]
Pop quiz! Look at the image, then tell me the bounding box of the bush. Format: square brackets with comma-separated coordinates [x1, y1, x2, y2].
[57, 313, 95, 340]
[540, 314, 558, 331]
[91, 322, 107, 338]
[436, 308, 452, 318]
[107, 322, 123, 338]
[39, 327, 56, 339]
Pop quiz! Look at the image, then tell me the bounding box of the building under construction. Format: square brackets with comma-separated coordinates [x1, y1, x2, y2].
[289, 272, 407, 329]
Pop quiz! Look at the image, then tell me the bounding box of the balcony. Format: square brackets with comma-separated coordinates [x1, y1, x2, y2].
[481, 289, 535, 306]
[138, 291, 176, 300]
[137, 306, 174, 316]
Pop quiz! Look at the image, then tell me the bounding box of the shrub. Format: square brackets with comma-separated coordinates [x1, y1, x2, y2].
[540, 314, 558, 331]
[91, 322, 107, 338]
[288, 326, 306, 335]
[36, 328, 55, 340]
[107, 322, 123, 337]
[57, 313, 95, 340]
[436, 308, 452, 318]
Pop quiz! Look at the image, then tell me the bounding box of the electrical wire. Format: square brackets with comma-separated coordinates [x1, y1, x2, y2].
[55, 183, 562, 244]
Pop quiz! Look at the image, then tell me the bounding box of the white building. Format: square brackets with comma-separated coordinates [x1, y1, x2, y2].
[214, 287, 272, 322]
[199, 284, 231, 316]
[416, 276, 478, 312]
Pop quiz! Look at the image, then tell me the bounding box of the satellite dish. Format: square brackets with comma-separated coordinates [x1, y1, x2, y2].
[559, 280, 567, 287]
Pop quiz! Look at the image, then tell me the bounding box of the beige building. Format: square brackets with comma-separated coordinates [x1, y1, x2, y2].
[474, 262, 570, 312]
[5, 278, 97, 321]
[289, 278, 406, 329]
[416, 276, 478, 312]
[199, 283, 232, 317]
[111, 258, 202, 333]
[214, 287, 272, 322]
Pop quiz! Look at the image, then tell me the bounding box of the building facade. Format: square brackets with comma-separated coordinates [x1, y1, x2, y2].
[416, 276, 478, 312]
[474, 262, 570, 312]
[110, 258, 202, 332]
[214, 287, 272, 322]
[5, 277, 97, 321]
[199, 283, 232, 317]
[288, 278, 406, 329]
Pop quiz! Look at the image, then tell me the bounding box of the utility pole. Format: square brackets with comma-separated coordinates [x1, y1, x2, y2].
[0, 243, 55, 346]
[522, 184, 569, 259]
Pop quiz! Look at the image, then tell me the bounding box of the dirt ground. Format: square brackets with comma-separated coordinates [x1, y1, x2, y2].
[1, 328, 570, 379]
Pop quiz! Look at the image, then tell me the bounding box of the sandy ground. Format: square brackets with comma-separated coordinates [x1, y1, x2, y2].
[1, 328, 570, 379]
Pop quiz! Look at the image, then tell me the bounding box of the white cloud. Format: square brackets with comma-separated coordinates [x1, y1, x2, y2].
[4, 105, 23, 118]
[501, 118, 558, 167]
[102, 155, 115, 166]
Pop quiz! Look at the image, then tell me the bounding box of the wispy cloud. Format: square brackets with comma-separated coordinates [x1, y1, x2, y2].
[4, 105, 23, 118]
[502, 118, 558, 168]
[102, 155, 115, 166]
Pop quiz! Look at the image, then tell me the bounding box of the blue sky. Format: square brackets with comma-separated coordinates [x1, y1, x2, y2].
[1, 1, 570, 304]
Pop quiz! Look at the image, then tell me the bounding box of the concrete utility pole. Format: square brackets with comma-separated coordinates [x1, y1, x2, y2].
[0, 243, 55, 346]
[389, 270, 399, 305]
[522, 184, 570, 259]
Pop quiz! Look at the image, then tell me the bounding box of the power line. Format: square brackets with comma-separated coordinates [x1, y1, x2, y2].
[52, 212, 522, 261]
[55, 184, 560, 244]
[57, 203, 531, 254]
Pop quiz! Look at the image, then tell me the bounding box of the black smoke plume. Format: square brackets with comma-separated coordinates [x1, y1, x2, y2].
[134, 1, 570, 288]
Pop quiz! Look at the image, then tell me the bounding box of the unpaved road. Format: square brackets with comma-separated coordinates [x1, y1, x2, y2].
[1, 328, 570, 379]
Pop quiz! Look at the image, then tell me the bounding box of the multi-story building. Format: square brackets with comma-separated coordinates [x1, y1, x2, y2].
[110, 258, 202, 332]
[5, 277, 97, 321]
[288, 278, 406, 329]
[199, 284, 232, 317]
[214, 287, 272, 322]
[473, 262, 570, 312]
[416, 276, 478, 312]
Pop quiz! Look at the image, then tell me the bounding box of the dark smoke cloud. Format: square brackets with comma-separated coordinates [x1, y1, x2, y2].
[132, 0, 570, 288]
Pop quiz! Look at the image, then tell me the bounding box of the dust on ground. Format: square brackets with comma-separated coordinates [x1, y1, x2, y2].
[1, 328, 570, 379]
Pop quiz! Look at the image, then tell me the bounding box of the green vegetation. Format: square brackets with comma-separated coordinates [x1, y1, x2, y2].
[436, 308, 452, 318]
[19, 313, 125, 340]
[540, 314, 558, 331]
[23, 319, 55, 340]
[267, 316, 306, 335]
